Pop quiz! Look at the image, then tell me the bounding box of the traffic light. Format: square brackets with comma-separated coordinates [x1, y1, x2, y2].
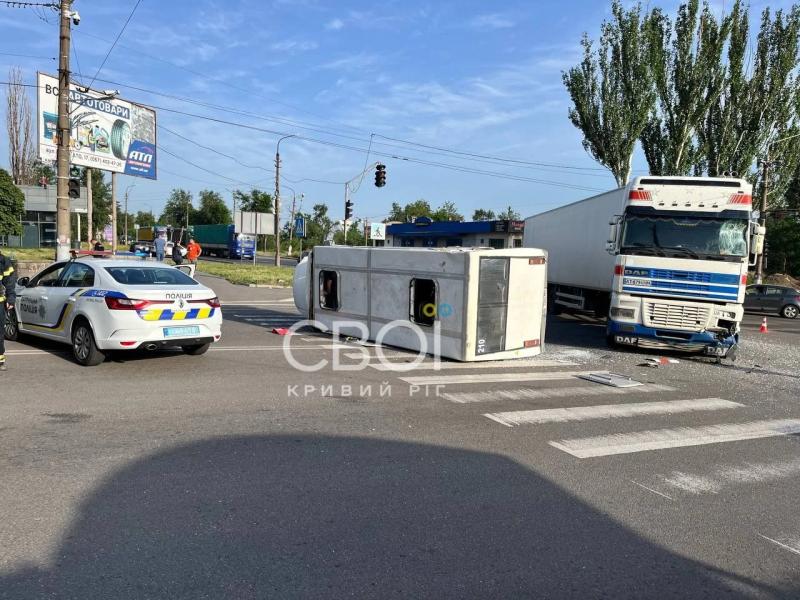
[345, 199, 353, 220]
[374, 163, 386, 187]
[68, 166, 81, 199]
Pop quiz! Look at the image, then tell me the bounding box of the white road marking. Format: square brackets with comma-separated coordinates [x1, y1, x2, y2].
[222, 300, 294, 306]
[400, 370, 591, 386]
[367, 357, 579, 371]
[659, 457, 800, 495]
[210, 343, 348, 352]
[549, 419, 800, 458]
[444, 383, 674, 404]
[758, 534, 800, 557]
[630, 480, 674, 501]
[485, 398, 740, 427]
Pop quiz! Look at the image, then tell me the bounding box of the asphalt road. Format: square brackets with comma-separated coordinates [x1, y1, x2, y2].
[1, 280, 798, 599]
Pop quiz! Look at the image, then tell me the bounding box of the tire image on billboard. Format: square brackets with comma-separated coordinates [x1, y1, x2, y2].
[111, 120, 132, 160]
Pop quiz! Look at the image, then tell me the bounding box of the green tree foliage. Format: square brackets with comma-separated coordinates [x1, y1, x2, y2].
[333, 220, 366, 246]
[430, 201, 464, 222]
[233, 188, 273, 214]
[765, 216, 800, 275]
[472, 209, 496, 221]
[134, 210, 156, 228]
[194, 190, 232, 225]
[642, 0, 730, 176]
[387, 200, 432, 222]
[85, 168, 112, 239]
[297, 203, 333, 250]
[0, 168, 24, 236]
[160, 189, 194, 227]
[563, 0, 656, 186]
[497, 206, 522, 220]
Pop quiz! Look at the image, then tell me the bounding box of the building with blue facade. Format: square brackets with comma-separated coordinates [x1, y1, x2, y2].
[385, 218, 524, 249]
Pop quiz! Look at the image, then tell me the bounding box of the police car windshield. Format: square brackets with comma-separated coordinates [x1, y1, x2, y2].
[105, 266, 199, 286]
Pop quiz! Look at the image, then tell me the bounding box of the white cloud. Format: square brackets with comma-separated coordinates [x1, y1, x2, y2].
[468, 13, 515, 30]
[320, 53, 379, 71]
[270, 39, 319, 52]
[325, 18, 344, 30]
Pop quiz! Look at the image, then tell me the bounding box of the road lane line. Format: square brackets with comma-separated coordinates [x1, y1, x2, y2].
[444, 383, 674, 404]
[758, 535, 800, 557]
[549, 419, 800, 458]
[366, 358, 579, 371]
[485, 398, 741, 427]
[630, 481, 674, 501]
[400, 370, 591, 386]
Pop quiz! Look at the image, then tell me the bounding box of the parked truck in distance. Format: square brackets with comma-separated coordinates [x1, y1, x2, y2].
[524, 176, 765, 358]
[192, 224, 255, 259]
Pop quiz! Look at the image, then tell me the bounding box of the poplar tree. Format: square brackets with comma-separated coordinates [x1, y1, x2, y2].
[563, 1, 655, 187]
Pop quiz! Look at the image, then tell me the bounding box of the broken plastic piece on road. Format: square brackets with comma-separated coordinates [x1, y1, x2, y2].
[272, 327, 292, 336]
[578, 372, 644, 388]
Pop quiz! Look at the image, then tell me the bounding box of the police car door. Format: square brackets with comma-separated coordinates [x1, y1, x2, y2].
[37, 262, 91, 335]
[18, 262, 67, 330]
[53, 263, 96, 336]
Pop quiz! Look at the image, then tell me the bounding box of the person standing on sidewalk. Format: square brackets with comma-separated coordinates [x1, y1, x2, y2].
[0, 250, 18, 372]
[154, 235, 167, 262]
[186, 238, 202, 265]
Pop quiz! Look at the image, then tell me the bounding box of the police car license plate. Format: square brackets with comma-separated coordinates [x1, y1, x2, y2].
[163, 326, 200, 338]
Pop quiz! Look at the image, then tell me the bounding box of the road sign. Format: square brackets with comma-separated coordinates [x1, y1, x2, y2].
[295, 215, 306, 238]
[369, 222, 386, 240]
[103, 224, 113, 242]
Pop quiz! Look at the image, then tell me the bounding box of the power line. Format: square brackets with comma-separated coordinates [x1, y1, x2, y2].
[0, 1, 57, 7]
[87, 75, 610, 176]
[1, 80, 604, 192]
[85, 0, 143, 91]
[158, 124, 271, 172]
[158, 145, 263, 188]
[0, 51, 55, 60]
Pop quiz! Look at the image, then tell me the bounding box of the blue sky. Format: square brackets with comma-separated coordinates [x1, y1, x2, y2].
[0, 0, 790, 223]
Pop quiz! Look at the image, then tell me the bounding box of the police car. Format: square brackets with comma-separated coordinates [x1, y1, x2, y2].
[5, 258, 222, 366]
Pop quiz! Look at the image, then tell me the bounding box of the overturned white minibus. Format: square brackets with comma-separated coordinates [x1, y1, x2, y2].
[292, 246, 548, 361]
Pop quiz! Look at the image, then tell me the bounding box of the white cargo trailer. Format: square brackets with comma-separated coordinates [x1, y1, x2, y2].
[293, 246, 548, 361]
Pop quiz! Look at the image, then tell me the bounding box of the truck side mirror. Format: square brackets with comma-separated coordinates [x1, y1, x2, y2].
[606, 217, 620, 254]
[752, 226, 766, 256]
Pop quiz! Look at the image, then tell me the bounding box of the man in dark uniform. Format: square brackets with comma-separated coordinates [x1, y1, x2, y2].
[0, 250, 18, 372]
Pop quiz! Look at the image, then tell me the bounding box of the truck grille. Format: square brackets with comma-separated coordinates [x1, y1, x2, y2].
[644, 302, 710, 330]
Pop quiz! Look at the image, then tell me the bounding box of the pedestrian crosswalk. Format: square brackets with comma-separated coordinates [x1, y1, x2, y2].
[364, 351, 800, 503]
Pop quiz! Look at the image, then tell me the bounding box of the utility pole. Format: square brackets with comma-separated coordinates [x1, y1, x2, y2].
[55, 0, 73, 260]
[86, 168, 92, 245]
[755, 158, 771, 284]
[288, 191, 302, 256]
[111, 172, 117, 253]
[124, 183, 136, 246]
[274, 134, 295, 267]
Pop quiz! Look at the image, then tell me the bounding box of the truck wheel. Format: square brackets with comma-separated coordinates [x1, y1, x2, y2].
[182, 343, 210, 356]
[72, 320, 106, 366]
[781, 304, 799, 319]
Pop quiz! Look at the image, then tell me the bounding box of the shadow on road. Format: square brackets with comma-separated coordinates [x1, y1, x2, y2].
[1, 435, 788, 599]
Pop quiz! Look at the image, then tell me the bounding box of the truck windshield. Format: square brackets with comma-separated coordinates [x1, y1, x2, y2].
[620, 215, 748, 260]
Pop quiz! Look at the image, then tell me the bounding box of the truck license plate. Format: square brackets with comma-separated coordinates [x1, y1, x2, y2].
[163, 326, 200, 338]
[705, 345, 728, 357]
[623, 278, 651, 287]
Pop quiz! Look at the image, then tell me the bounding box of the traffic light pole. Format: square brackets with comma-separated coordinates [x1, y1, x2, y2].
[343, 162, 380, 245]
[55, 0, 73, 261]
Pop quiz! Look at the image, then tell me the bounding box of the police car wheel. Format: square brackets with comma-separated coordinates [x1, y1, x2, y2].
[71, 320, 106, 366]
[182, 343, 210, 356]
[4, 310, 19, 342]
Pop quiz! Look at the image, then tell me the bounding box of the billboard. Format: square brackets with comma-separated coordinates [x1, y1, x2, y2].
[37, 72, 157, 180]
[234, 211, 275, 235]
